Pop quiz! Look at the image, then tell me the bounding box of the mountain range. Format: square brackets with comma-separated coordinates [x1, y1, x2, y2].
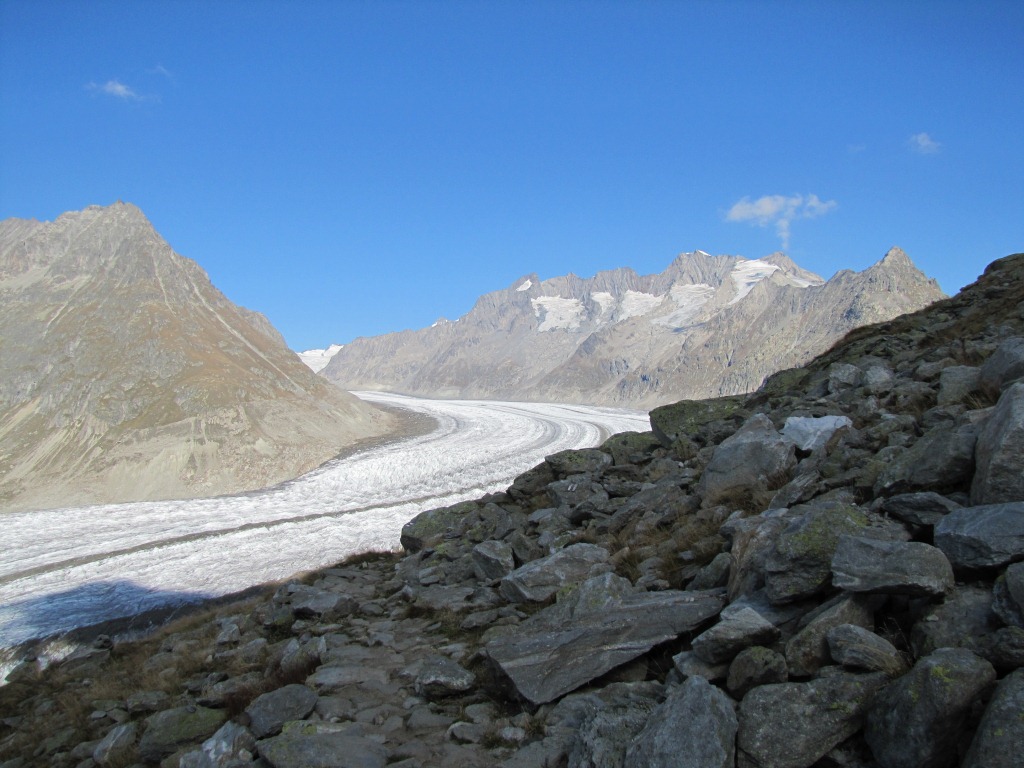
[321, 249, 945, 407]
[0, 203, 394, 513]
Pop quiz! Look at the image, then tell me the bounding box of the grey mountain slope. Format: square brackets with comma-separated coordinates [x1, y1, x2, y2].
[0, 203, 394, 513]
[323, 248, 944, 407]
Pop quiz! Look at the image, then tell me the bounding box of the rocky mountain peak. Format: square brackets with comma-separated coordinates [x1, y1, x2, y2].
[0, 204, 395, 512]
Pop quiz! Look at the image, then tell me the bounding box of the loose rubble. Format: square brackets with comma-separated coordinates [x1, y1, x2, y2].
[2, 252, 1023, 767]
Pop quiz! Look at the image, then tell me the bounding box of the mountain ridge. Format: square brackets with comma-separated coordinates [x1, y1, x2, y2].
[322, 247, 944, 407]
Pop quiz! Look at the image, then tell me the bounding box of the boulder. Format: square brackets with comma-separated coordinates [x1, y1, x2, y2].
[785, 595, 875, 678]
[971, 382, 1024, 504]
[875, 421, 979, 497]
[649, 396, 748, 448]
[781, 415, 852, 452]
[245, 684, 318, 739]
[910, 585, 1000, 657]
[992, 562, 1024, 627]
[486, 588, 725, 705]
[138, 706, 228, 763]
[179, 721, 257, 768]
[962, 669, 1024, 768]
[498, 543, 610, 603]
[691, 607, 781, 665]
[471, 540, 515, 582]
[92, 721, 137, 767]
[565, 687, 660, 768]
[400, 500, 479, 553]
[414, 656, 475, 700]
[830, 536, 954, 597]
[826, 624, 907, 677]
[625, 676, 737, 768]
[764, 502, 885, 604]
[256, 729, 388, 768]
[546, 448, 613, 477]
[934, 502, 1024, 569]
[864, 648, 996, 768]
[699, 414, 797, 507]
[979, 336, 1024, 389]
[726, 647, 788, 699]
[937, 365, 982, 406]
[737, 671, 888, 768]
[879, 491, 962, 527]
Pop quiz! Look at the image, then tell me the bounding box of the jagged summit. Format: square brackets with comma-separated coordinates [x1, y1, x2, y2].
[0, 203, 394, 512]
[323, 248, 945, 407]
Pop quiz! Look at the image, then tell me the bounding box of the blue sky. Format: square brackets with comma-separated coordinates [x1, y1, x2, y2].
[2, 1, 1022, 350]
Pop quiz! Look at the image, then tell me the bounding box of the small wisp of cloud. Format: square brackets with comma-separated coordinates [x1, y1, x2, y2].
[725, 193, 837, 250]
[908, 132, 941, 154]
[87, 79, 141, 100]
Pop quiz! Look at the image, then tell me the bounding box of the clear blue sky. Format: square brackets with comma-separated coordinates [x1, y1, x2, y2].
[2, 1, 1022, 350]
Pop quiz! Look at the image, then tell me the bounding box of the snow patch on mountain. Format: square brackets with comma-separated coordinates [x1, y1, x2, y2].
[590, 291, 616, 317]
[516, 279, 533, 292]
[729, 259, 780, 304]
[298, 344, 344, 373]
[533, 296, 586, 331]
[617, 290, 664, 321]
[653, 283, 716, 328]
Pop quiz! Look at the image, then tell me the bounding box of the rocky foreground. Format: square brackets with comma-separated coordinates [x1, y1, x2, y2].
[2, 252, 1023, 767]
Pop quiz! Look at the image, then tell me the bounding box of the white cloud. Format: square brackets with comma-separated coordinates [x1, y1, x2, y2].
[87, 79, 141, 100]
[725, 193, 837, 250]
[909, 132, 941, 154]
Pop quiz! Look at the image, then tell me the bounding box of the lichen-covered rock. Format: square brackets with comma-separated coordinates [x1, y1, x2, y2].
[962, 669, 1024, 768]
[909, 585, 1000, 657]
[737, 671, 888, 768]
[691, 607, 781, 665]
[245, 684, 318, 739]
[626, 676, 737, 768]
[785, 595, 875, 678]
[546, 448, 613, 477]
[864, 648, 996, 768]
[400, 500, 480, 553]
[764, 502, 878, 604]
[649, 396, 748, 448]
[138, 706, 228, 763]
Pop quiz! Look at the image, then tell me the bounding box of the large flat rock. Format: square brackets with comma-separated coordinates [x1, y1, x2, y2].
[486, 587, 724, 705]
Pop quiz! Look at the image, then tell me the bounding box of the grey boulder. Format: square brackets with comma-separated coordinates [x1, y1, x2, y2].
[625, 676, 737, 768]
[737, 671, 888, 768]
[245, 684, 318, 739]
[691, 607, 781, 665]
[830, 535, 953, 597]
[487, 587, 725, 705]
[971, 381, 1024, 504]
[864, 648, 996, 768]
[498, 543, 610, 603]
[963, 669, 1024, 768]
[934, 502, 1024, 569]
[699, 414, 797, 507]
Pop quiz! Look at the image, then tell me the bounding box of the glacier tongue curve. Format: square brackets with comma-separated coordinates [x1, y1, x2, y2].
[0, 393, 649, 651]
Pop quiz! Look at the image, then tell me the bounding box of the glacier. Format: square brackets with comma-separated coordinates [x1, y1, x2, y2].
[0, 393, 649, 658]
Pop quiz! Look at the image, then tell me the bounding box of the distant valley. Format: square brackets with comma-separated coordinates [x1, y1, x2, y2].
[315, 248, 945, 407]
